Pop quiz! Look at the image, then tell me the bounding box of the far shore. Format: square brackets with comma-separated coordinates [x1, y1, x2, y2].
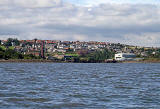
[0, 59, 160, 63]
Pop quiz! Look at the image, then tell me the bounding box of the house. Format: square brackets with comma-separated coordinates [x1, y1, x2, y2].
[115, 53, 136, 61]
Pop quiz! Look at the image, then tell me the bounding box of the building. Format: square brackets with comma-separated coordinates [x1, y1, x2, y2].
[115, 53, 136, 61]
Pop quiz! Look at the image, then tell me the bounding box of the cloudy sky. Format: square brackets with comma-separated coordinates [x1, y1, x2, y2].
[0, 0, 160, 47]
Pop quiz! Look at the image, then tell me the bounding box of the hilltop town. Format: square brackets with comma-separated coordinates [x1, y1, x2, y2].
[0, 38, 160, 62]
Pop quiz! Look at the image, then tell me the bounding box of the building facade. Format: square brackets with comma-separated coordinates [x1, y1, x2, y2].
[115, 53, 136, 61]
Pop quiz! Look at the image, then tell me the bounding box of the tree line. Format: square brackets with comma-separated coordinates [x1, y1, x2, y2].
[0, 38, 39, 60]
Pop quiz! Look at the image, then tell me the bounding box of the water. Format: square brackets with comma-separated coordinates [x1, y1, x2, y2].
[0, 63, 160, 109]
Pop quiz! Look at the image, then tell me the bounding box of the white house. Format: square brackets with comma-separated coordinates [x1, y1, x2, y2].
[115, 53, 136, 61]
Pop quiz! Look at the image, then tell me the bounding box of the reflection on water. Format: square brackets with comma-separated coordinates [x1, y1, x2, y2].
[0, 63, 160, 109]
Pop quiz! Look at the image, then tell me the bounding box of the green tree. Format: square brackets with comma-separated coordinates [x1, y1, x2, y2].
[5, 38, 20, 46]
[4, 49, 23, 59]
[87, 49, 115, 62]
[0, 51, 4, 59]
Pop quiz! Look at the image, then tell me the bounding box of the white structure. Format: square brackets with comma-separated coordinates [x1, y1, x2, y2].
[115, 53, 136, 61]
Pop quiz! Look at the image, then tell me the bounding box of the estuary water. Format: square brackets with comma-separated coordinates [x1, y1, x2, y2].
[0, 63, 160, 109]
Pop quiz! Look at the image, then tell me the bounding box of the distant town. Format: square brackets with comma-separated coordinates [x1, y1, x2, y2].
[0, 38, 160, 62]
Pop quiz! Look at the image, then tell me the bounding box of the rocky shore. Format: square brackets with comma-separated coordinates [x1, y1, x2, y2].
[122, 59, 160, 63]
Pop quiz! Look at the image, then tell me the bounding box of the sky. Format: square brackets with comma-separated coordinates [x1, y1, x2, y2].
[0, 0, 160, 47]
[65, 0, 160, 6]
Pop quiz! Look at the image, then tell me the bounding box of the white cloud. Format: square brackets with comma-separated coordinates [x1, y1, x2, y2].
[69, 0, 160, 6]
[0, 0, 160, 46]
[124, 33, 160, 47]
[0, 0, 62, 8]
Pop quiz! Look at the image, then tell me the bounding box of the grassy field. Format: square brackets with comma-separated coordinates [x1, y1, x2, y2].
[0, 46, 15, 50]
[0, 46, 6, 50]
[53, 52, 79, 57]
[8, 46, 15, 50]
[65, 53, 79, 57]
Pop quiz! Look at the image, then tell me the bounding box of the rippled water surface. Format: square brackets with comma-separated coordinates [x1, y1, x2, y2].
[0, 63, 160, 109]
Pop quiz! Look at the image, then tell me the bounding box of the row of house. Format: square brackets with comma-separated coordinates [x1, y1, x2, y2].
[1, 39, 158, 59]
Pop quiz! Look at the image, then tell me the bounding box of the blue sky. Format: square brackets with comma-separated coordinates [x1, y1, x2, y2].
[63, 0, 160, 6]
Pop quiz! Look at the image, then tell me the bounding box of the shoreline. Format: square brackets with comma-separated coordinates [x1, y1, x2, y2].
[0, 59, 160, 63]
[122, 60, 160, 63]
